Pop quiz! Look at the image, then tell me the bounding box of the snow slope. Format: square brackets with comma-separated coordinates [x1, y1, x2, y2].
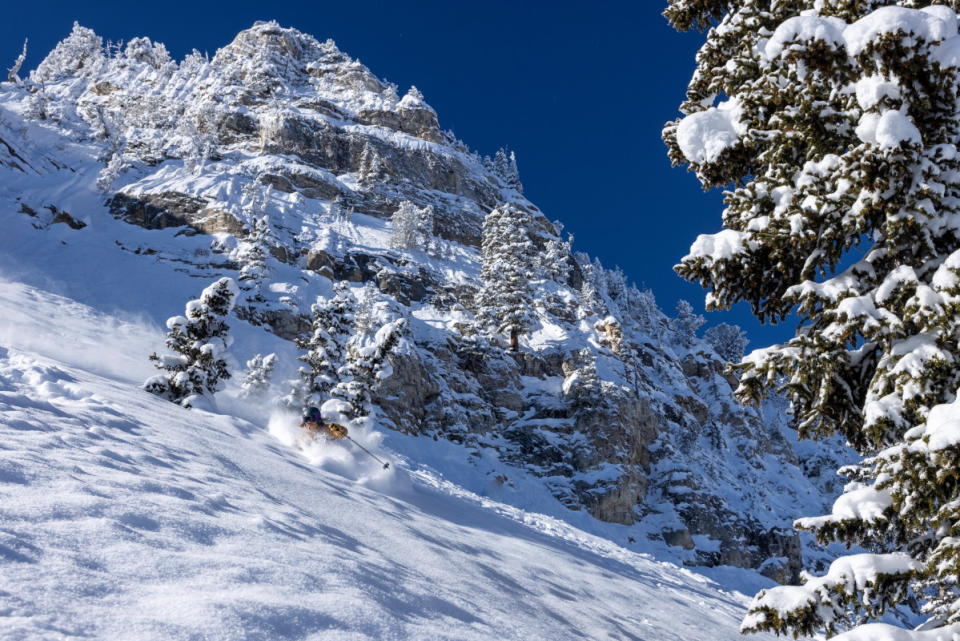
[0, 279, 773, 640]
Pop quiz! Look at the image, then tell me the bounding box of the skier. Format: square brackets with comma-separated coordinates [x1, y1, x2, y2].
[300, 406, 348, 439]
[298, 406, 390, 469]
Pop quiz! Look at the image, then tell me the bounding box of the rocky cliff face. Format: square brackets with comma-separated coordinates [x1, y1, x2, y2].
[0, 21, 853, 581]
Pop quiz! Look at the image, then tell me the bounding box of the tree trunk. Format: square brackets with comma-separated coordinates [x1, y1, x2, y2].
[6, 40, 27, 84]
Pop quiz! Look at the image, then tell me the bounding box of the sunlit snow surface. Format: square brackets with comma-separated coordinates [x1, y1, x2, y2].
[0, 280, 772, 640]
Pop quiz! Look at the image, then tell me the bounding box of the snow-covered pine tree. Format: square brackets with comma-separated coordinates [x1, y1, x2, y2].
[239, 353, 277, 399]
[357, 141, 382, 189]
[123, 36, 173, 70]
[628, 287, 662, 340]
[419, 204, 437, 256]
[666, 2, 960, 638]
[287, 282, 354, 409]
[704, 323, 748, 364]
[604, 267, 628, 305]
[96, 148, 125, 192]
[329, 291, 407, 423]
[477, 204, 535, 351]
[670, 300, 703, 348]
[84, 93, 128, 192]
[24, 82, 49, 121]
[563, 348, 606, 422]
[389, 201, 419, 250]
[179, 104, 218, 174]
[540, 234, 573, 283]
[389, 201, 434, 251]
[241, 179, 269, 219]
[31, 22, 104, 85]
[325, 194, 349, 226]
[490, 147, 523, 192]
[352, 281, 379, 337]
[238, 215, 275, 302]
[399, 85, 424, 106]
[145, 277, 238, 407]
[575, 254, 609, 319]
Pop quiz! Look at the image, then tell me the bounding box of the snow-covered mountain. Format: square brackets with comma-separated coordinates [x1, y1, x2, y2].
[0, 19, 852, 625]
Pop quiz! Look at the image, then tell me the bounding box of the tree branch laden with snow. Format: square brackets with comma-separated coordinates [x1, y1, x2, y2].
[665, 0, 960, 637]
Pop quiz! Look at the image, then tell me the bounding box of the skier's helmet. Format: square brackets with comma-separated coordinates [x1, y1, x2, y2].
[303, 406, 321, 422]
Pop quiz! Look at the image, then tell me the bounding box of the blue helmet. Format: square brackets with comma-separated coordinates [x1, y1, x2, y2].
[302, 406, 321, 421]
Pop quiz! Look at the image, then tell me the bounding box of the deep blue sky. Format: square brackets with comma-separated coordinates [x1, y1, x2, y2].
[2, 1, 791, 347]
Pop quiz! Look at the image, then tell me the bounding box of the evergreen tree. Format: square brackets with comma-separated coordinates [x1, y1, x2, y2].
[670, 300, 704, 348]
[96, 149, 125, 193]
[287, 282, 354, 409]
[576, 254, 610, 319]
[352, 281, 379, 337]
[241, 179, 271, 220]
[329, 289, 407, 423]
[358, 141, 382, 189]
[31, 22, 104, 84]
[563, 348, 607, 422]
[239, 353, 277, 399]
[389, 201, 434, 251]
[578, 274, 602, 318]
[85, 98, 128, 192]
[24, 82, 49, 121]
[666, 2, 960, 637]
[238, 215, 274, 302]
[389, 201, 420, 250]
[489, 147, 523, 192]
[540, 234, 573, 283]
[398, 85, 435, 114]
[604, 266, 628, 306]
[145, 277, 238, 407]
[330, 318, 406, 422]
[123, 36, 172, 69]
[420, 205, 437, 256]
[704, 323, 748, 364]
[477, 204, 535, 351]
[328, 195, 354, 231]
[628, 287, 662, 340]
[178, 104, 218, 174]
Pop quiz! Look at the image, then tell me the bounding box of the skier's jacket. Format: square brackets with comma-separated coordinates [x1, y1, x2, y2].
[302, 420, 348, 439]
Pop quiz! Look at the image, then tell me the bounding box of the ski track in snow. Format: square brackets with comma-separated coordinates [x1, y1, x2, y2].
[0, 279, 773, 640]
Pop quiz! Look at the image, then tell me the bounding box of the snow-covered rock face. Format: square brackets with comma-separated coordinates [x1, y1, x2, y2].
[0, 21, 850, 581]
[27, 21, 497, 246]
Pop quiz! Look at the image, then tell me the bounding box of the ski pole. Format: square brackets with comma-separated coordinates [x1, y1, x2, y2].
[345, 435, 390, 469]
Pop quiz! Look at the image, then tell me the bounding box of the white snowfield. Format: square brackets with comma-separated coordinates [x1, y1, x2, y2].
[0, 280, 772, 641]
